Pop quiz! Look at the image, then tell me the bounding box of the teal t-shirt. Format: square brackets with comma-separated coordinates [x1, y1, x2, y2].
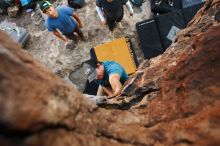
[45, 5, 77, 34]
[96, 61, 128, 87]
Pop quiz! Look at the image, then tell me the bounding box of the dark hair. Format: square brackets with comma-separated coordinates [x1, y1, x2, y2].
[83, 59, 102, 68]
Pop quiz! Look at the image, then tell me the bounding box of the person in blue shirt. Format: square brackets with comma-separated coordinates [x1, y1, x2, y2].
[39, 1, 84, 43]
[83, 60, 128, 96]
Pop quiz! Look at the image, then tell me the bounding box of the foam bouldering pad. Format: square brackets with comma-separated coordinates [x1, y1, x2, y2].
[156, 9, 186, 49]
[182, 2, 205, 24]
[136, 18, 164, 59]
[90, 37, 138, 75]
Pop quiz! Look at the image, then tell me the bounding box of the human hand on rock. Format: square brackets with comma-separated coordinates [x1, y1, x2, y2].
[107, 91, 120, 99]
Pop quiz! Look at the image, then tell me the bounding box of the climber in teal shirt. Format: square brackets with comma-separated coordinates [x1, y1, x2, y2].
[83, 60, 128, 96]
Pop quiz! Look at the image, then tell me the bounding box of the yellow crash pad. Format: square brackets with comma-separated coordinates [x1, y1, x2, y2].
[92, 37, 137, 74]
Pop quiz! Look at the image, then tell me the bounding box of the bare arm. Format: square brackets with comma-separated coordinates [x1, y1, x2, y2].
[53, 30, 68, 42]
[72, 13, 83, 28]
[109, 74, 122, 94]
[102, 86, 113, 96]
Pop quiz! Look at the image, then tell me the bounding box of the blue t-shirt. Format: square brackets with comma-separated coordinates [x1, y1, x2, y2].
[45, 5, 77, 35]
[96, 61, 128, 87]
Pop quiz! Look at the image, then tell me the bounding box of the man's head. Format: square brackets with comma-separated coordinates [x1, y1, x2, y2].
[83, 60, 104, 82]
[40, 1, 58, 18]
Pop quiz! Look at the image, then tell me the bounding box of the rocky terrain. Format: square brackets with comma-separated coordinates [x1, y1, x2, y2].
[0, 0, 220, 146]
[20, 0, 150, 91]
[0, 0, 151, 91]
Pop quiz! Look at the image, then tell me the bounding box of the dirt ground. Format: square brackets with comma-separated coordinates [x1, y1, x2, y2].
[0, 0, 152, 92]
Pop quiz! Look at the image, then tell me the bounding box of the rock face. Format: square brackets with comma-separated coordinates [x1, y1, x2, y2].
[0, 0, 220, 146]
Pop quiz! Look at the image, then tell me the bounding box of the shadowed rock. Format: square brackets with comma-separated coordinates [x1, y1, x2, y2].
[0, 0, 220, 146]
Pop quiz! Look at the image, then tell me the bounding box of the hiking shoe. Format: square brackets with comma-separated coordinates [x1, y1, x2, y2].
[66, 41, 76, 50]
[85, 32, 89, 40]
[81, 32, 89, 41]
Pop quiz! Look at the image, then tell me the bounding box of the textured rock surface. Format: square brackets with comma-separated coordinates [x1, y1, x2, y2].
[0, 0, 220, 146]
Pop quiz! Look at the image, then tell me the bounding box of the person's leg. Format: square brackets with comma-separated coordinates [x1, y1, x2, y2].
[106, 16, 117, 32]
[74, 25, 85, 40]
[64, 32, 78, 43]
[115, 12, 124, 23]
[116, 15, 124, 28]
